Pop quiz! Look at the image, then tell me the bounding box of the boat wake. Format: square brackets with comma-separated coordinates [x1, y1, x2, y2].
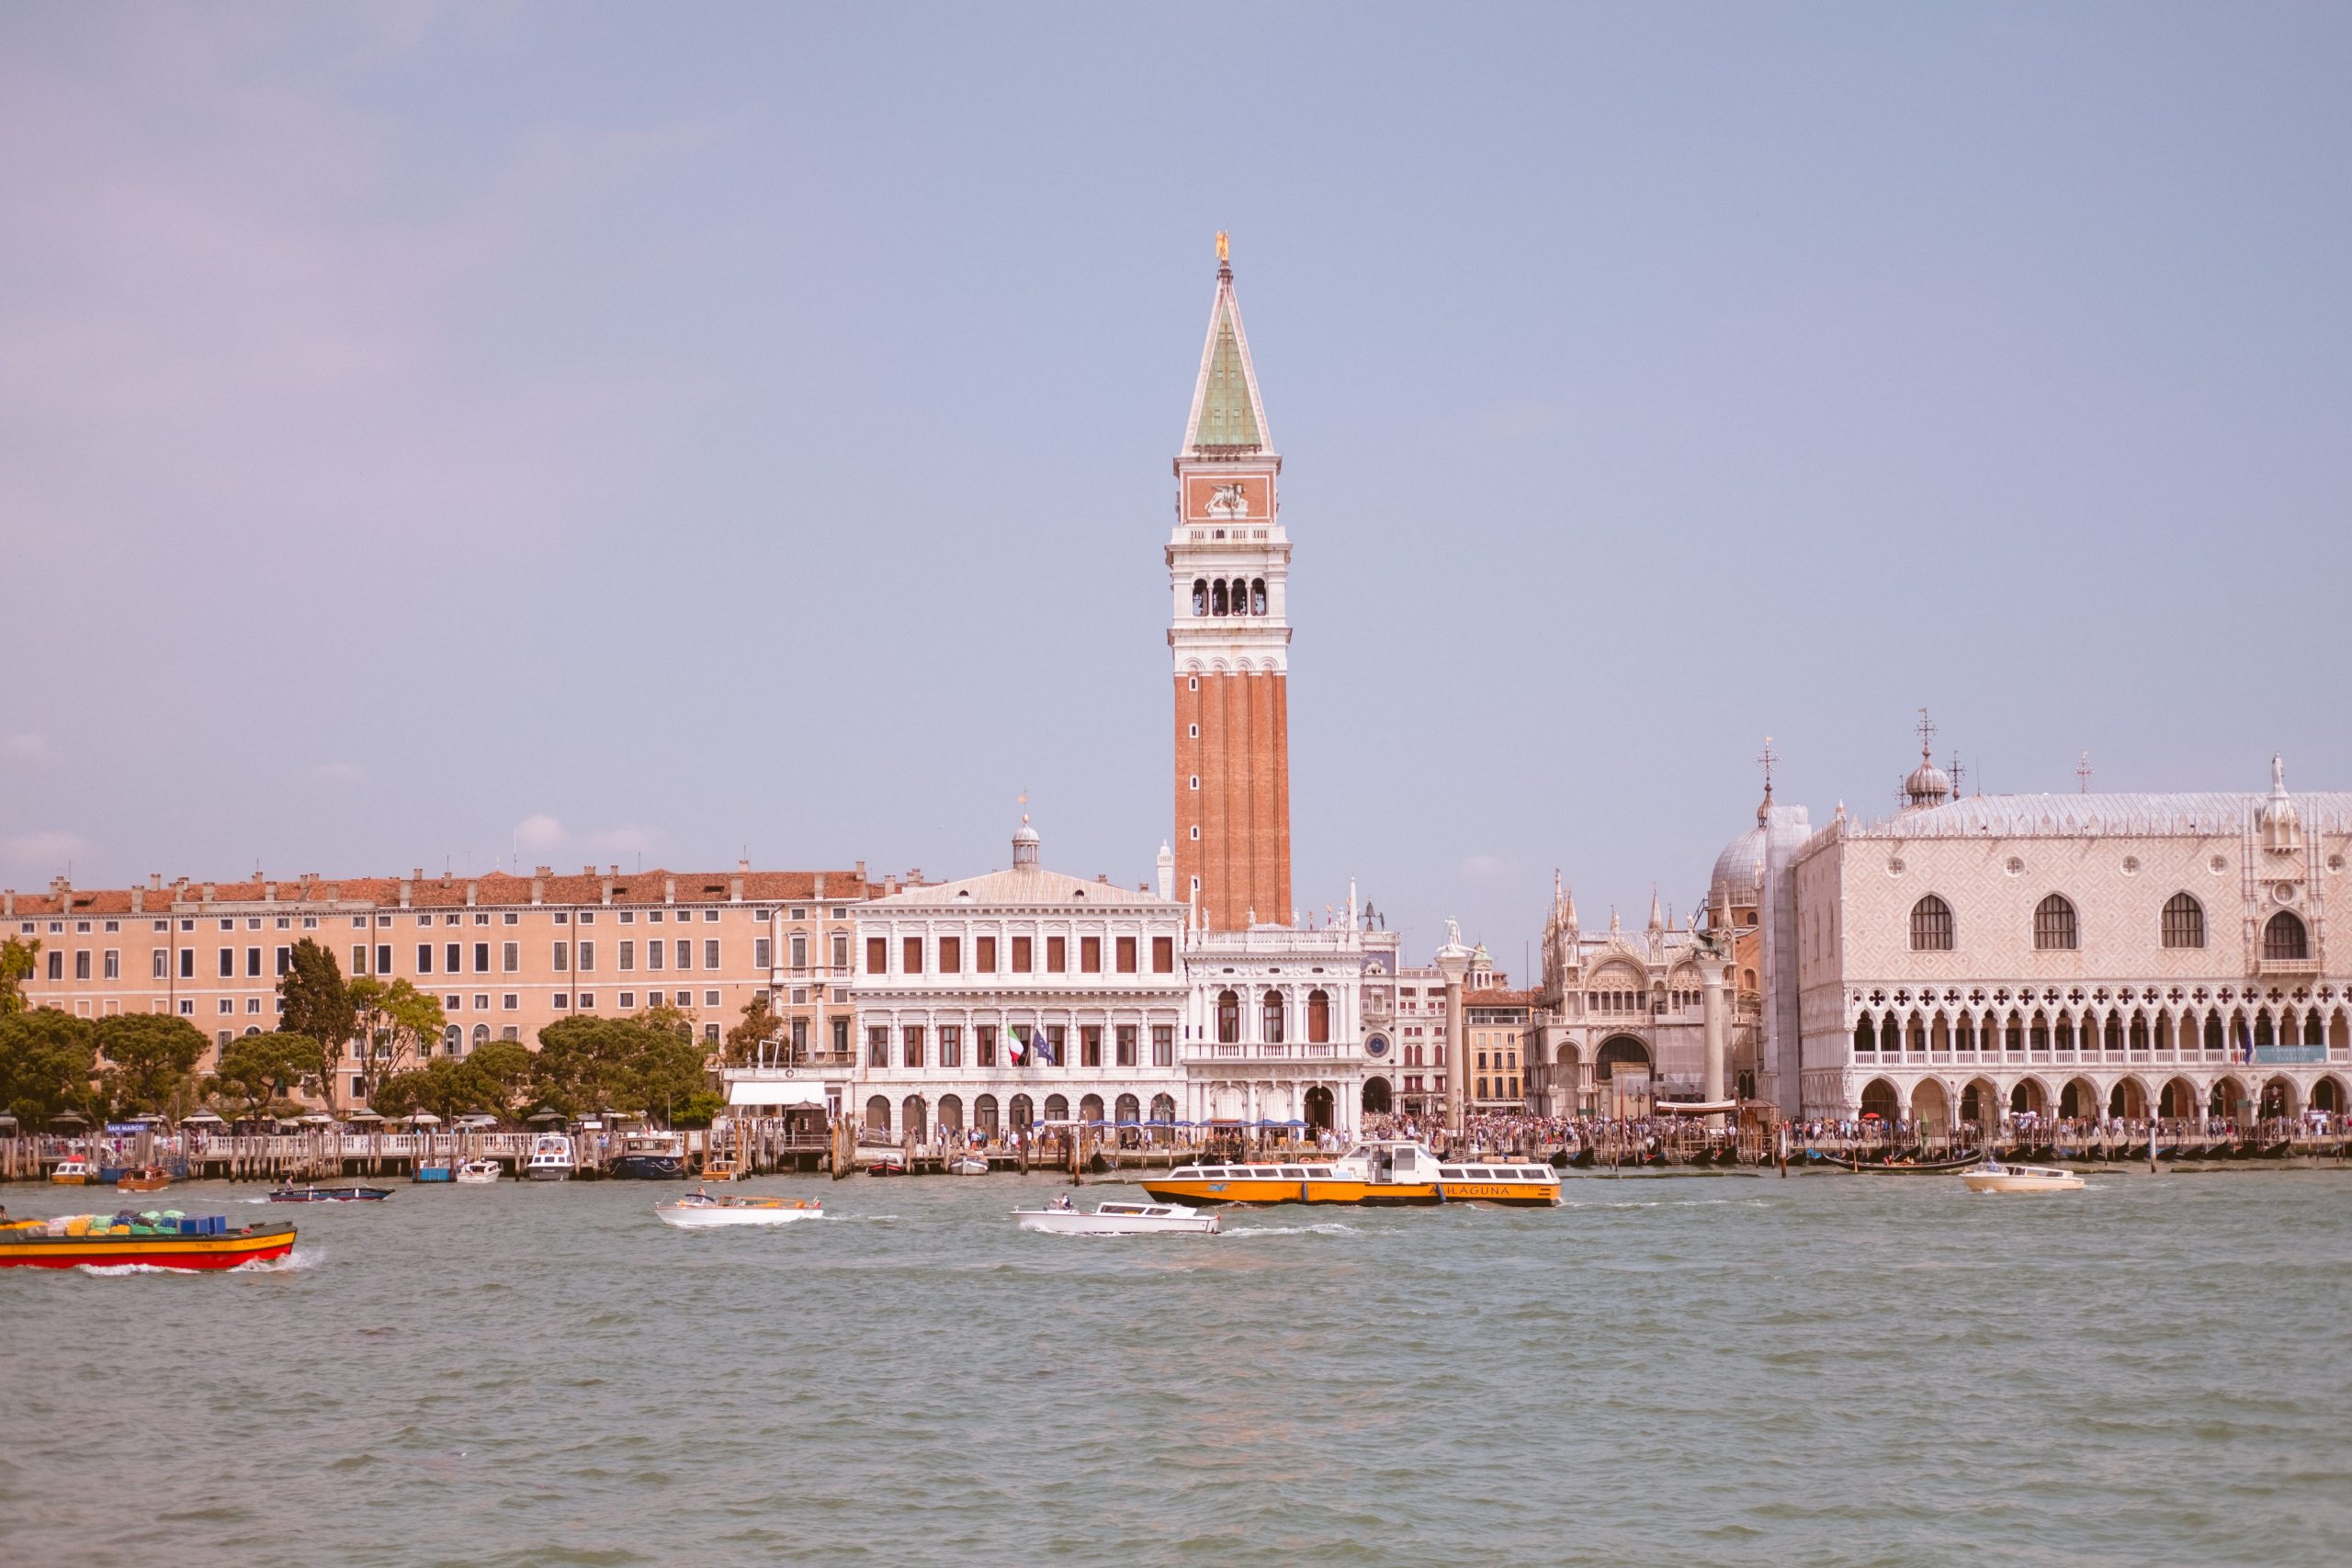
[1222, 1221, 1360, 1237]
[232, 1247, 321, 1272]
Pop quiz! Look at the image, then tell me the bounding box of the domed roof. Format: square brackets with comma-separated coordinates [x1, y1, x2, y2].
[1710, 821, 1766, 908]
[1903, 755, 1951, 808]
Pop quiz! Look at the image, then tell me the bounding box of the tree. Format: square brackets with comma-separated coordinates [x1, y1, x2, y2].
[531, 1007, 717, 1126]
[464, 1040, 537, 1119]
[95, 1013, 209, 1116]
[0, 1007, 99, 1122]
[277, 940, 356, 1110]
[0, 936, 38, 1016]
[724, 992, 784, 1067]
[209, 1032, 325, 1117]
[345, 976, 445, 1106]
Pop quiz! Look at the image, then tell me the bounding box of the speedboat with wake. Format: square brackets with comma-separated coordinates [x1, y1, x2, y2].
[1012, 1198, 1220, 1235]
[654, 1188, 824, 1228]
[1144, 1139, 1560, 1207]
[1, 1212, 297, 1269]
[1962, 1159, 2085, 1193]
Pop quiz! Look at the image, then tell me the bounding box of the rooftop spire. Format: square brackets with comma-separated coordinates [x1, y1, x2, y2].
[1182, 234, 1271, 457]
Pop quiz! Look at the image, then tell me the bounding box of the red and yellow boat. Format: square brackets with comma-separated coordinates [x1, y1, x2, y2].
[0, 1217, 297, 1270]
[1143, 1139, 1562, 1207]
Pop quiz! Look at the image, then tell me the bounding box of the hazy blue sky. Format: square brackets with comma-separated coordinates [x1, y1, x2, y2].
[5, 4, 2348, 967]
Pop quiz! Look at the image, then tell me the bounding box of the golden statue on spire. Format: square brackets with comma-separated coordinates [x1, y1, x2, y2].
[1215, 230, 1229, 265]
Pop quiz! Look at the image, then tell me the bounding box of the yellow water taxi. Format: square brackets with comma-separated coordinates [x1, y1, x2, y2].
[1143, 1139, 1560, 1208]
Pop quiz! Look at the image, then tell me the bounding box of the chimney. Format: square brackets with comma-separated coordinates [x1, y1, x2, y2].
[885, 875, 899, 896]
[323, 883, 339, 904]
[1096, 874, 1109, 885]
[51, 874, 70, 895]
[813, 873, 826, 900]
[664, 876, 676, 905]
[608, 865, 619, 877]
[530, 876, 545, 906]
[131, 886, 144, 913]
[465, 880, 479, 908]
[854, 860, 865, 885]
[201, 883, 215, 904]
[150, 874, 163, 892]
[264, 881, 277, 903]
[737, 857, 751, 874]
[582, 864, 595, 877]
[4, 891, 13, 917]
[729, 875, 743, 903]
[398, 878, 413, 909]
[413, 867, 424, 882]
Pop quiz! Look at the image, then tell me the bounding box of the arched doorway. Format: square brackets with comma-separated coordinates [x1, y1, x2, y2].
[1148, 1092, 1177, 1125]
[441, 1024, 461, 1058]
[937, 1094, 964, 1134]
[2258, 1077, 2298, 1120]
[1114, 1092, 1140, 1125]
[2010, 1079, 2048, 1117]
[2312, 1077, 2346, 1115]
[2208, 1077, 2247, 1120]
[1079, 1093, 1105, 1125]
[975, 1093, 1000, 1138]
[1361, 1076, 1392, 1114]
[1860, 1078, 1900, 1122]
[1960, 1077, 2000, 1128]
[2158, 1077, 2198, 1119]
[2108, 1078, 2148, 1120]
[863, 1095, 890, 1133]
[1304, 1085, 1335, 1132]
[2059, 1077, 2099, 1120]
[1043, 1093, 1069, 1123]
[1910, 1078, 1951, 1134]
[1009, 1094, 1035, 1134]
[900, 1095, 927, 1143]
[1596, 1035, 1652, 1117]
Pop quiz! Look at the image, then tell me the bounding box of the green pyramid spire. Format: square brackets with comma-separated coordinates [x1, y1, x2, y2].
[1193, 297, 1261, 450]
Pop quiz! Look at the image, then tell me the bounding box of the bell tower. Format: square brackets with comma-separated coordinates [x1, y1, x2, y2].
[1169, 234, 1291, 931]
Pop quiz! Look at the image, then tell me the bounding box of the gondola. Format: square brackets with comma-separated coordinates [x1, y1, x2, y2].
[1845, 1151, 1983, 1175]
[1568, 1148, 1598, 1169]
[2259, 1139, 2293, 1159]
[1549, 1151, 1571, 1170]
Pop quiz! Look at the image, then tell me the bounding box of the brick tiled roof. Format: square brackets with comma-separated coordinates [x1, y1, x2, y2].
[1, 870, 876, 918]
[1464, 987, 1535, 1008]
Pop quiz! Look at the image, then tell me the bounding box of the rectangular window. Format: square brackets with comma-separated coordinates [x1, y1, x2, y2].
[1152, 1025, 1173, 1066]
[754, 937, 772, 969]
[867, 1027, 889, 1068]
[552, 994, 570, 1010]
[503, 994, 519, 1010]
[902, 1026, 925, 1068]
[704, 940, 719, 970]
[153, 949, 169, 980]
[831, 933, 848, 969]
[1081, 1025, 1102, 1066]
[1115, 937, 1137, 974]
[866, 937, 888, 975]
[446, 942, 462, 974]
[502, 942, 518, 973]
[74, 950, 91, 981]
[676, 939, 693, 969]
[1012, 936, 1032, 973]
[939, 1025, 962, 1067]
[1080, 936, 1101, 974]
[1152, 936, 1174, 974]
[243, 946, 260, 977]
[977, 935, 997, 972]
[790, 933, 807, 968]
[902, 936, 923, 975]
[620, 941, 636, 972]
[938, 936, 960, 974]
[576, 941, 594, 973]
[1046, 1024, 1066, 1063]
[181, 949, 196, 979]
[214, 949, 232, 979]
[551, 942, 568, 973]
[416, 943, 434, 975]
[704, 989, 718, 1009]
[1046, 936, 1066, 973]
[831, 1018, 848, 1058]
[647, 938, 664, 970]
[977, 1025, 997, 1067]
[275, 946, 291, 976]
[474, 942, 490, 973]
[1117, 1024, 1137, 1066]
[378, 944, 395, 976]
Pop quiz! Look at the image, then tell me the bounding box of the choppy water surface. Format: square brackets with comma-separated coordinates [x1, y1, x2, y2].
[4, 1168, 2349, 1568]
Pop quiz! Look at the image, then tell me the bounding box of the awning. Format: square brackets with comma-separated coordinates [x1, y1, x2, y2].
[728, 1080, 826, 1108]
[1654, 1100, 1741, 1116]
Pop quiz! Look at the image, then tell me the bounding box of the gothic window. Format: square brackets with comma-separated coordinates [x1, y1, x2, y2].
[2264, 910, 2308, 961]
[1908, 895, 1954, 952]
[2032, 894, 2077, 951]
[1212, 581, 1228, 615]
[1262, 988, 1285, 1043]
[1192, 579, 1208, 615]
[1216, 989, 1239, 1044]
[1306, 988, 1330, 1043]
[1250, 578, 1267, 615]
[2161, 893, 2205, 949]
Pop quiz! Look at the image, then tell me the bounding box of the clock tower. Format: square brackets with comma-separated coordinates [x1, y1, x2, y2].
[1168, 237, 1292, 931]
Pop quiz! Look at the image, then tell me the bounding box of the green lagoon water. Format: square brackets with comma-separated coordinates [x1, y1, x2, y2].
[3, 1168, 2348, 1567]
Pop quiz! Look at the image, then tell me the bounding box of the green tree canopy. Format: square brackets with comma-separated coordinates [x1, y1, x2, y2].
[0, 1007, 99, 1122]
[94, 1013, 209, 1116]
[345, 976, 445, 1106]
[209, 1032, 324, 1117]
[532, 1008, 716, 1125]
[0, 936, 39, 1016]
[277, 940, 356, 1106]
[723, 992, 783, 1067]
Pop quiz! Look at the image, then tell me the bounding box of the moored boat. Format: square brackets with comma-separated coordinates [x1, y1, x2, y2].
[0, 1214, 296, 1269]
[1143, 1139, 1561, 1207]
[1962, 1160, 2085, 1194]
[50, 1157, 92, 1186]
[609, 1130, 688, 1179]
[524, 1134, 575, 1181]
[947, 1155, 989, 1176]
[453, 1158, 502, 1185]
[1013, 1199, 1219, 1235]
[654, 1188, 823, 1228]
[116, 1165, 172, 1192]
[266, 1185, 391, 1202]
[413, 1162, 456, 1183]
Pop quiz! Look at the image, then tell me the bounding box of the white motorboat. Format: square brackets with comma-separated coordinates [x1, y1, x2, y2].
[947, 1155, 989, 1176]
[1012, 1199, 1220, 1236]
[655, 1188, 824, 1228]
[453, 1157, 503, 1185]
[524, 1134, 575, 1182]
[1962, 1160, 2085, 1194]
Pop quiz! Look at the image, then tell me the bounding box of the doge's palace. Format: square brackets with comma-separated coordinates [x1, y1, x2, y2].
[1789, 747, 2350, 1127]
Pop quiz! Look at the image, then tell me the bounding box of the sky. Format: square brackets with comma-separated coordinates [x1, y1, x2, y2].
[4, 3, 2349, 970]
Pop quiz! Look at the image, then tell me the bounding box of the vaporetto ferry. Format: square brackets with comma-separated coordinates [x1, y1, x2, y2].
[1142, 1139, 1561, 1207]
